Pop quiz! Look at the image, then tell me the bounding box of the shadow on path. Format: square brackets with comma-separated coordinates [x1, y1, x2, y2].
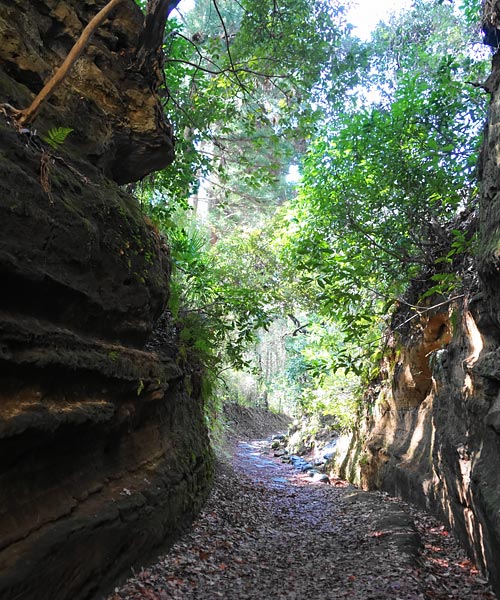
[108, 435, 496, 600]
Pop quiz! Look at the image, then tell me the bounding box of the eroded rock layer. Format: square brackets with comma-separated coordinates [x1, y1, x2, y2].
[353, 49, 500, 597]
[0, 2, 213, 599]
[332, 47, 500, 598]
[359, 304, 490, 567]
[348, 272, 500, 596]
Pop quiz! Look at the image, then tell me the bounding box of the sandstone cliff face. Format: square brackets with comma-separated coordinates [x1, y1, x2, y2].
[0, 0, 174, 184]
[355, 49, 500, 597]
[0, 2, 212, 599]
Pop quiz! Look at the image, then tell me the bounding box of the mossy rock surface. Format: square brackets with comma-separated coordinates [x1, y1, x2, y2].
[0, 3, 212, 599]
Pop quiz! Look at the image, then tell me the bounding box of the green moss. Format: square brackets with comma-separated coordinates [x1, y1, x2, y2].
[359, 453, 370, 467]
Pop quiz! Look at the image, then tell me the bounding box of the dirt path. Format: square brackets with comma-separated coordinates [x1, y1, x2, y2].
[108, 437, 496, 600]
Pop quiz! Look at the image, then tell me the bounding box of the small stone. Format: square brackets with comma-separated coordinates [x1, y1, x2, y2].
[311, 472, 330, 484]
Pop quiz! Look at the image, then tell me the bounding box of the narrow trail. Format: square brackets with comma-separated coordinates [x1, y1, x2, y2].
[109, 437, 496, 600]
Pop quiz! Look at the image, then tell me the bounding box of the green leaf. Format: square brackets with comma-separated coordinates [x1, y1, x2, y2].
[42, 127, 74, 149]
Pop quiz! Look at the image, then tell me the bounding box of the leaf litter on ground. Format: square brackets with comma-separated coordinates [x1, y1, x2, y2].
[107, 437, 496, 600]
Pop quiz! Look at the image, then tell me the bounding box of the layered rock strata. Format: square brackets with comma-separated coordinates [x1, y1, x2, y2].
[333, 43, 500, 599]
[0, 2, 213, 599]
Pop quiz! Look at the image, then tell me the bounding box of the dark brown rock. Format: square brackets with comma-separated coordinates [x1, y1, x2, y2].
[0, 118, 170, 346]
[0, 2, 212, 600]
[0, 0, 175, 184]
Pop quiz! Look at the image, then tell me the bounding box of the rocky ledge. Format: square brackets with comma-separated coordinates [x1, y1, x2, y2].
[0, 2, 213, 599]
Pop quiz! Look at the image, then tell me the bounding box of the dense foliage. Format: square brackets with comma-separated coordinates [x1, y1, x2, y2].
[138, 0, 489, 427]
[273, 0, 487, 375]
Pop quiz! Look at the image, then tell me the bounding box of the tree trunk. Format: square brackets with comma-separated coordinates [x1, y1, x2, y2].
[136, 0, 182, 73]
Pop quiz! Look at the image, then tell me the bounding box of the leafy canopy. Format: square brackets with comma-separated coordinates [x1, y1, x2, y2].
[138, 0, 489, 422]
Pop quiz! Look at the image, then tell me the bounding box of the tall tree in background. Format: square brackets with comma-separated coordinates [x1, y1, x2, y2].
[134, 0, 360, 385]
[136, 0, 489, 418]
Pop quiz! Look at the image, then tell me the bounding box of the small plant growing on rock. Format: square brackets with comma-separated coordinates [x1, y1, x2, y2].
[42, 127, 74, 150]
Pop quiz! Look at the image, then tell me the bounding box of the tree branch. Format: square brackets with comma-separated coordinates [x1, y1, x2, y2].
[212, 0, 248, 93]
[165, 57, 291, 79]
[13, 0, 125, 126]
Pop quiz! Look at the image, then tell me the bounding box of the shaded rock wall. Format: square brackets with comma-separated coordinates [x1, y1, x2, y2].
[0, 2, 213, 599]
[0, 0, 174, 184]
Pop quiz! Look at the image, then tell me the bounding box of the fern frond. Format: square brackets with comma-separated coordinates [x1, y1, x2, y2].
[42, 127, 74, 149]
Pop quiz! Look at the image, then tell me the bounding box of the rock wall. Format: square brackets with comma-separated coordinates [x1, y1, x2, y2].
[0, 2, 213, 599]
[339, 47, 500, 598]
[0, 0, 174, 184]
[358, 304, 482, 550]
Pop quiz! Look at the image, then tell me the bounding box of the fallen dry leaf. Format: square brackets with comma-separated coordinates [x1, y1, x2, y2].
[104, 436, 496, 600]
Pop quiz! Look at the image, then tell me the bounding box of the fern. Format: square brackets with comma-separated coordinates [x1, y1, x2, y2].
[42, 127, 73, 149]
